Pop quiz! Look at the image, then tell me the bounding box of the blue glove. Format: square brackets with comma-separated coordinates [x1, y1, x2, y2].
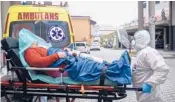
[142, 83, 152, 93]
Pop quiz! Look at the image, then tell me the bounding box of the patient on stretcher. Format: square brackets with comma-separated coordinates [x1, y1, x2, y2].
[24, 41, 131, 84]
[24, 42, 68, 77]
[19, 28, 132, 84]
[25, 42, 106, 77]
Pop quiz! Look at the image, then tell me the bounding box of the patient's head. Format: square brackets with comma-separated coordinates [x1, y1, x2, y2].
[30, 42, 39, 48]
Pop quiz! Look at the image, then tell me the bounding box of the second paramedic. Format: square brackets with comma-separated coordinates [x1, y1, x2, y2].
[132, 30, 169, 102]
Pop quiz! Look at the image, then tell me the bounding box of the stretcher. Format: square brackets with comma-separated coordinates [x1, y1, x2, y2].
[1, 37, 142, 102]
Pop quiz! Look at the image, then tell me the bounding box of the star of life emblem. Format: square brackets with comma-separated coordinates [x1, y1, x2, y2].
[48, 26, 66, 42]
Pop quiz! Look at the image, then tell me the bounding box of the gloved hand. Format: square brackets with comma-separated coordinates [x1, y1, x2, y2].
[142, 83, 152, 93]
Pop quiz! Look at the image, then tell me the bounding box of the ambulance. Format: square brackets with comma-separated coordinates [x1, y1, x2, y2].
[1, 3, 75, 66]
[2, 4, 74, 48]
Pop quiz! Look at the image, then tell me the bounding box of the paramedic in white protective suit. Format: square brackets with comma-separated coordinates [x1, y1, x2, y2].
[132, 30, 169, 102]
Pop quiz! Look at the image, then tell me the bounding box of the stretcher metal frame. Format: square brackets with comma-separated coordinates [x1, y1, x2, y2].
[1, 38, 142, 102]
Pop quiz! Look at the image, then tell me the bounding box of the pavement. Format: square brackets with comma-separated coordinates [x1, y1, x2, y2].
[1, 48, 175, 102]
[157, 49, 175, 59]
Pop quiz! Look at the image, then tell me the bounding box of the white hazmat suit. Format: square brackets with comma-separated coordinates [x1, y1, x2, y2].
[132, 30, 169, 102]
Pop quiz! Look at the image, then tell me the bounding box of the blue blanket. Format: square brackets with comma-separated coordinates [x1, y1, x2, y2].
[48, 48, 132, 85]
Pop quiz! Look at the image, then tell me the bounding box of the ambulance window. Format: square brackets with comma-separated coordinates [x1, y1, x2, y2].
[68, 43, 75, 50]
[35, 21, 47, 40]
[9, 22, 35, 39]
[35, 21, 71, 48]
[9, 21, 71, 48]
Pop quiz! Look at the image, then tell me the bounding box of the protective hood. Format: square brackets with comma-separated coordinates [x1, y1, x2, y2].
[134, 30, 150, 51]
[18, 28, 52, 67]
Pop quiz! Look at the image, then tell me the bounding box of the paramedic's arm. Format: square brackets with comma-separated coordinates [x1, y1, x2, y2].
[145, 51, 169, 87]
[25, 49, 64, 67]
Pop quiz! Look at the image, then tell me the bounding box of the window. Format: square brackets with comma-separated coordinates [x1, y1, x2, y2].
[76, 43, 85, 46]
[143, 1, 147, 8]
[93, 40, 99, 42]
[156, 1, 160, 4]
[68, 43, 75, 50]
[92, 42, 99, 46]
[9, 20, 71, 48]
[86, 44, 90, 47]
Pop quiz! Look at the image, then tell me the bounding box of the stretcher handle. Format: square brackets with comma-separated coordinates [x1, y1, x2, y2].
[115, 85, 142, 91]
[12, 67, 63, 71]
[124, 87, 142, 91]
[26, 67, 63, 71]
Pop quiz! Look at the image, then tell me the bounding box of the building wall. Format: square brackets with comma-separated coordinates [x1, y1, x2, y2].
[1, 1, 11, 34]
[123, 1, 169, 28]
[0, 1, 2, 38]
[0, 1, 2, 68]
[143, 1, 169, 24]
[124, 1, 173, 50]
[71, 18, 91, 44]
[171, 1, 175, 50]
[172, 2, 175, 25]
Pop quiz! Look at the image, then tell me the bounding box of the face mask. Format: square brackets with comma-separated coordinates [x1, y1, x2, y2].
[135, 44, 142, 51]
[133, 39, 143, 52]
